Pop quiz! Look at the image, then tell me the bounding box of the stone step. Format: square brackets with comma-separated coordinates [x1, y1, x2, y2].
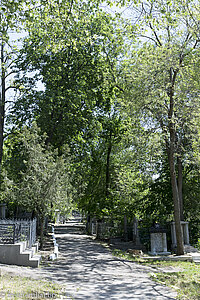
[14, 247, 41, 268]
[42, 245, 54, 251]
[193, 259, 200, 263]
[31, 245, 37, 256]
[190, 253, 200, 263]
[43, 242, 54, 246]
[20, 250, 32, 260]
[143, 255, 193, 262]
[28, 255, 41, 268]
[184, 245, 199, 253]
[0, 241, 41, 268]
[21, 241, 27, 252]
[18, 252, 41, 268]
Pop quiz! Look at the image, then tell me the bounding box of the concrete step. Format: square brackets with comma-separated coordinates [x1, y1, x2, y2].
[28, 255, 41, 268]
[30, 246, 36, 256]
[184, 245, 200, 253]
[30, 243, 39, 256]
[20, 250, 32, 259]
[190, 253, 200, 263]
[0, 243, 41, 268]
[143, 255, 193, 262]
[0, 243, 24, 265]
[193, 259, 200, 263]
[21, 241, 27, 252]
[34, 242, 39, 252]
[42, 240, 54, 250]
[19, 248, 41, 268]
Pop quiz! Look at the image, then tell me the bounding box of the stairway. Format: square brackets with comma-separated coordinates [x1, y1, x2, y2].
[184, 245, 200, 264]
[0, 241, 41, 268]
[41, 225, 59, 261]
[42, 232, 54, 251]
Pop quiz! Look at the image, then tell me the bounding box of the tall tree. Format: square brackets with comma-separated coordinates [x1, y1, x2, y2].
[122, 0, 200, 254]
[11, 0, 124, 149]
[9, 0, 128, 220]
[4, 123, 74, 247]
[0, 0, 37, 176]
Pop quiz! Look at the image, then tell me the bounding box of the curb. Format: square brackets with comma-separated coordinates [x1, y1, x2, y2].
[49, 225, 59, 261]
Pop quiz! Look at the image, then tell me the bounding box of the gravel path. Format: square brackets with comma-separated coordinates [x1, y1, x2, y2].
[0, 220, 177, 299]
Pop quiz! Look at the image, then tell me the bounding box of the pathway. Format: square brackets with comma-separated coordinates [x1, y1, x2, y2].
[0, 219, 177, 299]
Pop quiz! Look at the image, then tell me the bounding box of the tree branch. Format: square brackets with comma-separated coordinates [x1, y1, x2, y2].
[149, 22, 162, 47]
[140, 35, 159, 45]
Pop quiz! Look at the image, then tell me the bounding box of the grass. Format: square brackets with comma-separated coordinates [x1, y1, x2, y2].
[150, 262, 200, 300]
[112, 249, 200, 300]
[0, 272, 63, 299]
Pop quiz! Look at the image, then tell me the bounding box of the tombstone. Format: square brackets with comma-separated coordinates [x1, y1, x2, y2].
[124, 215, 128, 242]
[89, 217, 96, 235]
[0, 203, 6, 219]
[171, 221, 190, 249]
[149, 223, 171, 256]
[86, 214, 90, 233]
[133, 217, 141, 246]
[91, 220, 97, 235]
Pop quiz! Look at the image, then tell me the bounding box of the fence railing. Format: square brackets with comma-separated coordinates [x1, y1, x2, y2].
[0, 218, 37, 248]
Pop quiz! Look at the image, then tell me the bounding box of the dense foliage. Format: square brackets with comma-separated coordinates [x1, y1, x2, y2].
[0, 0, 200, 252]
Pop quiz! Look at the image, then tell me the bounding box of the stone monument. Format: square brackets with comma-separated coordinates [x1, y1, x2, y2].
[149, 223, 171, 255]
[0, 203, 6, 219]
[133, 217, 141, 246]
[171, 221, 190, 249]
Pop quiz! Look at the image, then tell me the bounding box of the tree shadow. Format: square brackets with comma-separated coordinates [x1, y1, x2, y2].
[38, 223, 177, 300]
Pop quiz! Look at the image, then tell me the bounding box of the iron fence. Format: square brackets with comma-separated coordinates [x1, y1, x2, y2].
[0, 218, 37, 248]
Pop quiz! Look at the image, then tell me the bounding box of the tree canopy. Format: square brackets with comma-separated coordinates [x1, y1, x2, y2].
[1, 0, 200, 254]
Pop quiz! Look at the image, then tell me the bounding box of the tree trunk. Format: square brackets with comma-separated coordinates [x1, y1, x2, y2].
[106, 130, 112, 197]
[168, 128, 184, 255]
[0, 42, 5, 176]
[168, 154, 184, 255]
[167, 68, 184, 255]
[177, 157, 184, 221]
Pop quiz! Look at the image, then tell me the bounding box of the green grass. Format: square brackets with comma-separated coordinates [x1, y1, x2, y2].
[150, 261, 200, 300]
[0, 273, 63, 299]
[112, 249, 200, 299]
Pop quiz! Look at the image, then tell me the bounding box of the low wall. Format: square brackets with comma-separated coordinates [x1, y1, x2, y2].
[0, 242, 25, 265]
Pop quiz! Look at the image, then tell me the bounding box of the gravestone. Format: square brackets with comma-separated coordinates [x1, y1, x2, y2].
[124, 215, 128, 242]
[0, 203, 6, 219]
[91, 219, 97, 235]
[149, 223, 171, 255]
[171, 221, 190, 249]
[133, 217, 141, 246]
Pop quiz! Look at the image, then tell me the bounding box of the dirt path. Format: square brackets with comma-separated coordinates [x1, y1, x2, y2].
[0, 220, 177, 299]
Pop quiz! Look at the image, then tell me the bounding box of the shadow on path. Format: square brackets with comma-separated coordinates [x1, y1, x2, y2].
[0, 219, 177, 299]
[40, 220, 177, 300]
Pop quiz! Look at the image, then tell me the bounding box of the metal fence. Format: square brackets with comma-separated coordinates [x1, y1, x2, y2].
[0, 218, 37, 248]
[90, 220, 123, 239]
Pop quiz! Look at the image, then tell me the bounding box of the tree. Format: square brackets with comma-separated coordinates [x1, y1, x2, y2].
[122, 0, 200, 254]
[0, 0, 36, 176]
[76, 108, 127, 219]
[4, 123, 74, 247]
[11, 0, 125, 152]
[9, 0, 130, 221]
